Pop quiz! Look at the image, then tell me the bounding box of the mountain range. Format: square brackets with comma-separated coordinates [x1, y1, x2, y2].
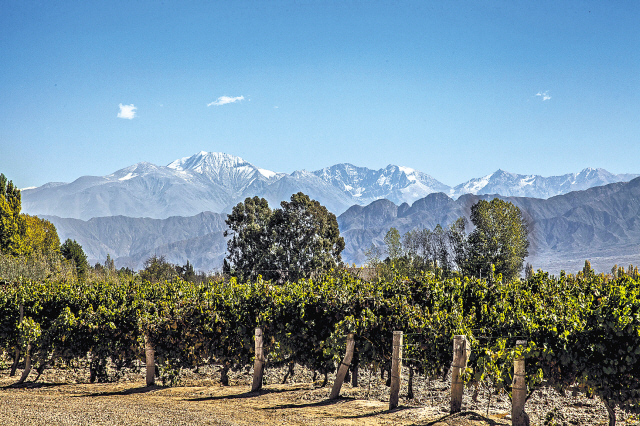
[22, 151, 638, 220]
[44, 176, 640, 275]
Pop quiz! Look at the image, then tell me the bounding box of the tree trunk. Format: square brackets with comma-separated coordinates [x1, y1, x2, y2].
[144, 333, 155, 387]
[282, 361, 295, 384]
[17, 342, 31, 384]
[34, 350, 57, 382]
[602, 398, 616, 426]
[10, 347, 21, 377]
[10, 304, 24, 377]
[221, 364, 230, 386]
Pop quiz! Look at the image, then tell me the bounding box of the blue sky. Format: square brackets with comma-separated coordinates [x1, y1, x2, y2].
[1, 0, 638, 189]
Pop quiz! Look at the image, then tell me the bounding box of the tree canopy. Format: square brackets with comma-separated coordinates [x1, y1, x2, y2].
[60, 239, 89, 280]
[0, 173, 24, 256]
[224, 192, 344, 282]
[463, 198, 530, 281]
[21, 214, 60, 256]
[373, 199, 529, 282]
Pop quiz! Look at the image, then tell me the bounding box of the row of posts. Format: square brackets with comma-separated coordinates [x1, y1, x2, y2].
[142, 329, 525, 424]
[249, 329, 528, 425]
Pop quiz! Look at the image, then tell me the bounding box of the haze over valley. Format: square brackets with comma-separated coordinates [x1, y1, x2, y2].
[28, 151, 640, 275]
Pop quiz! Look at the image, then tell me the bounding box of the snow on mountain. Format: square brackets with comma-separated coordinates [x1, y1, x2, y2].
[449, 168, 639, 199]
[20, 150, 639, 220]
[312, 163, 451, 206]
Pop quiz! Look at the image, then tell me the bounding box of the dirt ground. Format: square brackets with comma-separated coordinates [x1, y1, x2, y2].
[0, 363, 636, 426]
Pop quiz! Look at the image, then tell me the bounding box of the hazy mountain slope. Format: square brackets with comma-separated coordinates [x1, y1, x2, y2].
[44, 177, 640, 274]
[23, 150, 636, 220]
[339, 177, 640, 272]
[244, 170, 356, 214]
[45, 212, 228, 270]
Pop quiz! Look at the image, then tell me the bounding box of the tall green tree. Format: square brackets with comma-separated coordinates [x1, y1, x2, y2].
[463, 198, 530, 281]
[225, 193, 344, 282]
[60, 239, 89, 280]
[224, 196, 273, 282]
[271, 192, 344, 282]
[0, 173, 25, 256]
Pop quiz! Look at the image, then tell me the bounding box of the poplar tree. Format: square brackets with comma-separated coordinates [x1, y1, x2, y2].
[463, 198, 530, 281]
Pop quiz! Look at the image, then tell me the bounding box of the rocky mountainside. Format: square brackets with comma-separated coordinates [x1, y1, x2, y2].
[45, 212, 228, 271]
[23, 151, 636, 220]
[340, 177, 640, 274]
[46, 177, 640, 275]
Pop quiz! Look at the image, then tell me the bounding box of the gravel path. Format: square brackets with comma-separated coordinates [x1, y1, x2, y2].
[0, 363, 637, 425]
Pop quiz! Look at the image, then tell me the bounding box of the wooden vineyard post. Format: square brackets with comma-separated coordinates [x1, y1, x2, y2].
[251, 328, 265, 392]
[144, 332, 155, 387]
[451, 335, 470, 413]
[389, 331, 403, 410]
[512, 340, 528, 426]
[329, 333, 355, 399]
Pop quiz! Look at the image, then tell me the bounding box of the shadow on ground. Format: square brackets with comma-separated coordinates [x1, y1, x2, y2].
[75, 385, 165, 397]
[3, 381, 67, 390]
[188, 386, 299, 402]
[264, 396, 356, 410]
[411, 411, 508, 426]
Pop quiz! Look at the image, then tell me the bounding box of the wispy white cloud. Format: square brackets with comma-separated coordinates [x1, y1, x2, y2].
[535, 91, 551, 101]
[207, 95, 244, 107]
[117, 103, 137, 119]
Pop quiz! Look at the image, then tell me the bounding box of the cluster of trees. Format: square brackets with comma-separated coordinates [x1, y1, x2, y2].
[371, 198, 530, 281]
[224, 193, 530, 283]
[1, 174, 61, 258]
[224, 192, 344, 282]
[1, 173, 217, 284]
[138, 255, 215, 283]
[3, 170, 529, 284]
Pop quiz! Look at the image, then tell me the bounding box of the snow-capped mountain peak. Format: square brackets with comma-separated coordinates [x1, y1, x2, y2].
[20, 151, 639, 220]
[168, 152, 249, 174]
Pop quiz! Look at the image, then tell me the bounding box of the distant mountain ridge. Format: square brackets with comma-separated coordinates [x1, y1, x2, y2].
[45, 176, 640, 275]
[21, 151, 638, 220]
[448, 168, 639, 199]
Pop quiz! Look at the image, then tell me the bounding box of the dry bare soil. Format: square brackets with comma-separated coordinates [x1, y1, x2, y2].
[0, 364, 634, 426]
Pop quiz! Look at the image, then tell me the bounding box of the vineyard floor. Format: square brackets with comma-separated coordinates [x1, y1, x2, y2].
[0, 365, 630, 425]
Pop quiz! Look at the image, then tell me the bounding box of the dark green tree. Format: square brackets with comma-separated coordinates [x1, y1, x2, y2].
[270, 192, 344, 282]
[60, 239, 89, 280]
[176, 260, 196, 282]
[463, 198, 530, 281]
[225, 193, 344, 282]
[224, 196, 273, 282]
